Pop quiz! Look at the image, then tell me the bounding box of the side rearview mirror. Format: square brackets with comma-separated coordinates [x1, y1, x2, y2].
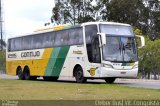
[136, 35, 145, 49]
[97, 33, 106, 46]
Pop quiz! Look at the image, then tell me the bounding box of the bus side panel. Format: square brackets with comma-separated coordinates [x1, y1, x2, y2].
[6, 48, 53, 76]
[30, 48, 53, 76]
[6, 61, 18, 75]
[59, 45, 85, 77]
[44, 46, 70, 77]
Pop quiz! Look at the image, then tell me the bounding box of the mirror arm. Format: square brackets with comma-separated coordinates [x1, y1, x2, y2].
[136, 35, 145, 48]
[97, 33, 106, 46]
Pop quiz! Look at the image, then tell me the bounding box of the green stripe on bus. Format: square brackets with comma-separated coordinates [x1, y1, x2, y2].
[45, 48, 60, 76]
[51, 46, 70, 76]
[45, 46, 70, 77]
[121, 63, 134, 66]
[121, 63, 127, 66]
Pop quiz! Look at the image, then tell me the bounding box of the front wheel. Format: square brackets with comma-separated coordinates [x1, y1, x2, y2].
[75, 67, 87, 83]
[105, 78, 116, 84]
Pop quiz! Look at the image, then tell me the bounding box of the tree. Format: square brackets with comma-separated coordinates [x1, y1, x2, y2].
[139, 38, 160, 79]
[0, 50, 5, 71]
[51, 0, 95, 25]
[107, 0, 148, 29]
[0, 39, 6, 51]
[145, 0, 160, 39]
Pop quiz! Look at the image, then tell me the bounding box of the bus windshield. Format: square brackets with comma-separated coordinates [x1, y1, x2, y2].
[100, 24, 137, 62]
[102, 36, 137, 62]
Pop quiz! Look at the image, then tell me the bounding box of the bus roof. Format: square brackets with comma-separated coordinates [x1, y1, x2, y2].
[34, 24, 81, 32]
[81, 21, 131, 27]
[8, 21, 131, 39]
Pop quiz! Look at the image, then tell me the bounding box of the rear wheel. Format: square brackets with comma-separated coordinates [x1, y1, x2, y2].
[17, 67, 24, 80]
[75, 67, 87, 83]
[105, 78, 116, 84]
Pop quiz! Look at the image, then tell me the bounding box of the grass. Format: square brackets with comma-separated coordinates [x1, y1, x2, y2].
[0, 79, 159, 100]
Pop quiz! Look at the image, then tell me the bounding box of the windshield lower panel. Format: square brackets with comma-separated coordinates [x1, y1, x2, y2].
[102, 36, 138, 62]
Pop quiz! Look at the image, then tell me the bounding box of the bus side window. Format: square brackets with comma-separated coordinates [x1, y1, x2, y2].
[23, 36, 31, 50]
[61, 30, 69, 46]
[92, 37, 101, 63]
[85, 25, 101, 63]
[69, 27, 83, 45]
[69, 28, 76, 45]
[50, 32, 56, 47]
[10, 39, 15, 51]
[8, 39, 11, 52]
[14, 37, 22, 51]
[54, 31, 62, 46]
[32, 34, 43, 49]
[77, 28, 83, 44]
[43, 33, 50, 48]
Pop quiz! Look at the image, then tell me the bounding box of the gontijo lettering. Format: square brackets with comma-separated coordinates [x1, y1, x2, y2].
[21, 51, 40, 57]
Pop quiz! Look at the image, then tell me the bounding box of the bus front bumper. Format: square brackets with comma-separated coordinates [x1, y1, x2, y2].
[96, 67, 138, 78]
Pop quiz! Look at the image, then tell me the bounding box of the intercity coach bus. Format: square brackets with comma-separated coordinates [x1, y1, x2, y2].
[6, 22, 145, 83]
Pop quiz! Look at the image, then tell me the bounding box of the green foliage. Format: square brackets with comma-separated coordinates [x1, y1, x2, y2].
[51, 0, 160, 39]
[134, 28, 142, 35]
[138, 37, 160, 79]
[51, 0, 95, 25]
[0, 51, 5, 71]
[108, 0, 147, 26]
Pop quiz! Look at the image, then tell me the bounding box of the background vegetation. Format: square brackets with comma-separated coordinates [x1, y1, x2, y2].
[52, 0, 160, 39]
[138, 38, 160, 80]
[0, 50, 5, 72]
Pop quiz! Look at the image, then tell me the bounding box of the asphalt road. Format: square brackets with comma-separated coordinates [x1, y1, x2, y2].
[0, 74, 160, 89]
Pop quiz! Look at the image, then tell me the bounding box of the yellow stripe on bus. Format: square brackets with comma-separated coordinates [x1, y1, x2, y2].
[6, 48, 53, 76]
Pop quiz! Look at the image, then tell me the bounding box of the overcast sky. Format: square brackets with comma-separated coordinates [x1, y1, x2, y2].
[3, 0, 55, 40]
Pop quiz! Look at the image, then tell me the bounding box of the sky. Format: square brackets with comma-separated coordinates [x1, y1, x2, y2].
[3, 0, 55, 40]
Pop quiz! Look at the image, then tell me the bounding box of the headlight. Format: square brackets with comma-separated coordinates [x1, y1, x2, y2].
[132, 64, 138, 69]
[103, 64, 113, 68]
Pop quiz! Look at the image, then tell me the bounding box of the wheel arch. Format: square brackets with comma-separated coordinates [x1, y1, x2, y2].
[23, 65, 30, 73]
[23, 65, 29, 71]
[73, 64, 83, 77]
[16, 66, 22, 75]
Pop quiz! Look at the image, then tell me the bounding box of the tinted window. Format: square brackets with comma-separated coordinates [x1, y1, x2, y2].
[69, 28, 83, 45]
[7, 39, 11, 51]
[15, 37, 22, 51]
[85, 25, 101, 63]
[55, 30, 69, 46]
[100, 24, 134, 36]
[23, 36, 31, 50]
[43, 32, 55, 48]
[9, 27, 83, 52]
[10, 39, 15, 51]
[85, 25, 97, 44]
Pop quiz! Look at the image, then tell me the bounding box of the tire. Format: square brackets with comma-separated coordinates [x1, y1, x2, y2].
[43, 76, 58, 81]
[105, 78, 116, 84]
[17, 68, 24, 80]
[24, 67, 31, 80]
[75, 67, 87, 83]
